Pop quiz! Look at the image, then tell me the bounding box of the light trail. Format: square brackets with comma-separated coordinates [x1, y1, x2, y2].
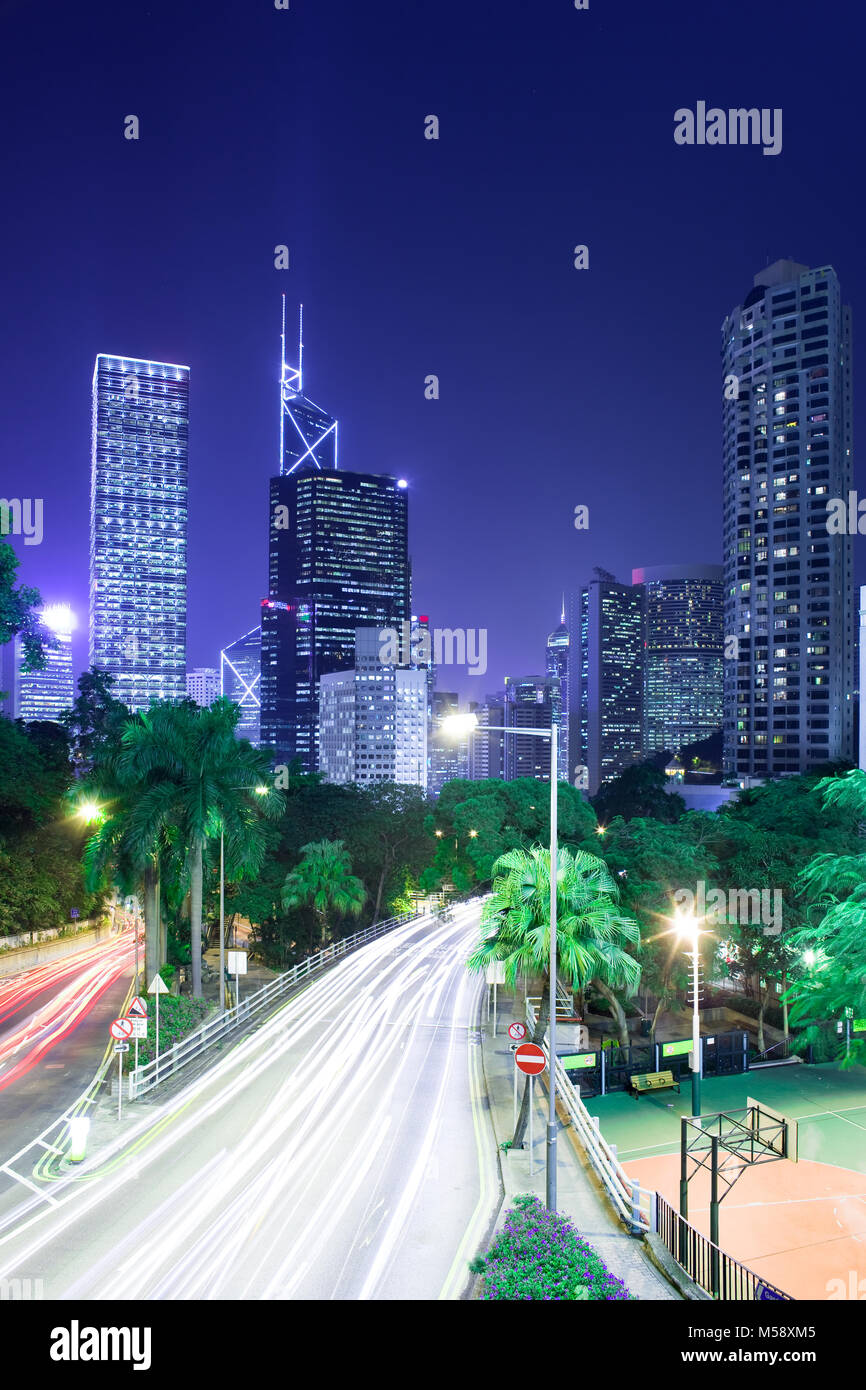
[0, 931, 135, 1093]
[0, 903, 500, 1300]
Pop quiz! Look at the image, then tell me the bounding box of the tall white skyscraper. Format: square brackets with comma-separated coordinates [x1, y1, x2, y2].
[14, 604, 76, 721]
[186, 668, 220, 707]
[722, 261, 854, 778]
[318, 627, 427, 787]
[90, 354, 189, 711]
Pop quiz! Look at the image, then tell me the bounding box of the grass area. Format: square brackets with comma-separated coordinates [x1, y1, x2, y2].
[584, 1063, 866, 1172]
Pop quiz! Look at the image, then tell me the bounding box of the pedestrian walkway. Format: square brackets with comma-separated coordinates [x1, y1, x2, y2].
[479, 986, 679, 1300]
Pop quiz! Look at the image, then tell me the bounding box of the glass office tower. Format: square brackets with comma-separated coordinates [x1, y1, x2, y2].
[14, 605, 75, 721]
[503, 676, 554, 781]
[90, 354, 189, 710]
[722, 261, 854, 778]
[632, 564, 724, 756]
[221, 626, 262, 745]
[578, 569, 643, 794]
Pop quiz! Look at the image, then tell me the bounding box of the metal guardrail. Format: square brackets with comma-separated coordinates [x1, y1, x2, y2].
[525, 997, 654, 1233]
[128, 910, 419, 1100]
[656, 1194, 793, 1300]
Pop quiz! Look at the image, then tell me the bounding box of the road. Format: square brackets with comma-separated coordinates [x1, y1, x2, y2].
[0, 901, 502, 1300]
[0, 931, 135, 1152]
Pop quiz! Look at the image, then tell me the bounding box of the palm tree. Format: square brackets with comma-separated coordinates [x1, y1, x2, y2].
[281, 839, 365, 949]
[467, 844, 641, 1147]
[117, 699, 284, 997]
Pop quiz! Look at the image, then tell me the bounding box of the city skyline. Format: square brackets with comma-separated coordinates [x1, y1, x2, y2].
[3, 2, 862, 706]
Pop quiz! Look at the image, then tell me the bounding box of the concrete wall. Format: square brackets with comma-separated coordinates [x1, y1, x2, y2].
[0, 919, 113, 977]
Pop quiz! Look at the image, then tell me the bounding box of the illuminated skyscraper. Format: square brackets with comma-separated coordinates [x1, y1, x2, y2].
[90, 354, 189, 710]
[503, 676, 554, 780]
[260, 305, 410, 768]
[578, 569, 643, 794]
[722, 260, 855, 777]
[632, 564, 724, 756]
[14, 604, 75, 721]
[545, 604, 569, 781]
[221, 626, 261, 744]
[318, 628, 427, 787]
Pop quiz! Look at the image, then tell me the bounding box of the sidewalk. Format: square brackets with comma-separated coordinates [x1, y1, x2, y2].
[479, 985, 679, 1300]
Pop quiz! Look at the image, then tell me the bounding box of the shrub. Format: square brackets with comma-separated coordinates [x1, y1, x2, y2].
[471, 1194, 635, 1300]
[135, 995, 209, 1066]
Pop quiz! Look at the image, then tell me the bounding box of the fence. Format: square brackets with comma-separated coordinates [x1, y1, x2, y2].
[128, 909, 419, 1101]
[656, 1194, 793, 1300]
[524, 997, 654, 1233]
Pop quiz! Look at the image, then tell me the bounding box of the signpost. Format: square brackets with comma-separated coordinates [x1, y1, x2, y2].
[148, 974, 169, 1078]
[227, 950, 247, 1014]
[109, 1017, 133, 1119]
[514, 1043, 546, 1177]
[485, 962, 505, 1035]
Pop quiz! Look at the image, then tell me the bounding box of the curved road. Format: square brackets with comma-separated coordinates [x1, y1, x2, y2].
[0, 902, 502, 1300]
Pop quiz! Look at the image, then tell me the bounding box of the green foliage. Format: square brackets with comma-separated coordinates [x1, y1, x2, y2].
[0, 539, 49, 675]
[592, 762, 685, 825]
[472, 1195, 634, 1300]
[281, 839, 365, 947]
[134, 994, 209, 1066]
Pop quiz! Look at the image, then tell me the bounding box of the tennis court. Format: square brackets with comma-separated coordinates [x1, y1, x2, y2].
[584, 1063, 866, 1299]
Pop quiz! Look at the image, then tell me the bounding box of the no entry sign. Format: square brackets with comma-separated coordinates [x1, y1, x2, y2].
[109, 1017, 134, 1041]
[508, 1022, 527, 1042]
[514, 1042, 546, 1075]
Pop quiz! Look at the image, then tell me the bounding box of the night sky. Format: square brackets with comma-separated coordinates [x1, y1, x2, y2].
[1, 0, 862, 701]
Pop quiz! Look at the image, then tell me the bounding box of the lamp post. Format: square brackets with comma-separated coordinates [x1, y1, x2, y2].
[673, 912, 703, 1116]
[441, 712, 559, 1212]
[219, 785, 270, 1013]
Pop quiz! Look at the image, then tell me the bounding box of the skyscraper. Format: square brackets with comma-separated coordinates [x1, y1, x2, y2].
[632, 564, 724, 756]
[90, 354, 189, 710]
[722, 261, 854, 778]
[260, 306, 411, 768]
[429, 690, 470, 794]
[546, 604, 569, 781]
[318, 628, 427, 786]
[503, 676, 554, 781]
[186, 668, 220, 707]
[468, 695, 505, 780]
[578, 569, 643, 795]
[14, 604, 75, 721]
[221, 626, 262, 745]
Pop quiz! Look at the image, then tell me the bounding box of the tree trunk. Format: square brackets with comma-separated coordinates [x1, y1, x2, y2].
[143, 860, 160, 988]
[593, 978, 629, 1048]
[372, 864, 387, 925]
[649, 991, 668, 1046]
[781, 971, 789, 1039]
[512, 981, 549, 1147]
[757, 994, 766, 1055]
[190, 837, 203, 999]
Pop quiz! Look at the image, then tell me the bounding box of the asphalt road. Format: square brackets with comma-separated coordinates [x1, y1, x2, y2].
[0, 902, 502, 1300]
[0, 933, 135, 1167]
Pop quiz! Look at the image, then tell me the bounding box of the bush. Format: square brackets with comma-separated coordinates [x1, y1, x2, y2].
[470, 1194, 635, 1300]
[135, 995, 209, 1066]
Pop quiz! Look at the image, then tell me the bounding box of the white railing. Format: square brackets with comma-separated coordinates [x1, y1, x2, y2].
[128, 910, 419, 1101]
[525, 997, 655, 1234]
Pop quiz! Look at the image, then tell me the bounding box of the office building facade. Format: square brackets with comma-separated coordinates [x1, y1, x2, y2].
[221, 626, 262, 745]
[90, 354, 189, 710]
[546, 608, 570, 782]
[578, 570, 643, 795]
[632, 564, 724, 756]
[722, 260, 854, 777]
[186, 667, 220, 707]
[318, 628, 427, 786]
[503, 676, 554, 781]
[14, 605, 75, 722]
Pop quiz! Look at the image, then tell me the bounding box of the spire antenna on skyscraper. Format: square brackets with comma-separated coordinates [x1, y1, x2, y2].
[278, 298, 338, 475]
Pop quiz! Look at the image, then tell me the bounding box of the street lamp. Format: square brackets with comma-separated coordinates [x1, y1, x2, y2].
[441, 710, 559, 1212]
[218, 784, 270, 1013]
[673, 910, 704, 1116]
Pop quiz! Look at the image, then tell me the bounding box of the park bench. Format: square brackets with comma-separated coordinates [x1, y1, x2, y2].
[630, 1069, 680, 1098]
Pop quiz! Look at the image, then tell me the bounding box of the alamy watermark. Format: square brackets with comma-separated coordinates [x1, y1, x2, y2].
[673, 881, 782, 936]
[379, 621, 487, 676]
[0, 1276, 44, 1299]
[0, 497, 43, 545]
[674, 103, 782, 157]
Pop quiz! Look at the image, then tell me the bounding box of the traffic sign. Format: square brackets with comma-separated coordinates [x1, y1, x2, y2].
[113, 1042, 130, 1053]
[508, 1021, 527, 1042]
[109, 1017, 134, 1041]
[756, 1283, 786, 1302]
[128, 996, 148, 1018]
[129, 1017, 147, 1040]
[514, 1042, 546, 1075]
[148, 974, 169, 995]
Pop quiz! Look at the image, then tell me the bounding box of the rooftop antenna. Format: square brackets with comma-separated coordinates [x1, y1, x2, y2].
[561, 591, 566, 625]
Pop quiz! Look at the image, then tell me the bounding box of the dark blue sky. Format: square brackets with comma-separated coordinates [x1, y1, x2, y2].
[1, 0, 862, 700]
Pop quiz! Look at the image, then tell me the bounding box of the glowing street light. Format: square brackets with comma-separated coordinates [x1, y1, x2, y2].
[672, 909, 704, 1116]
[77, 801, 103, 824]
[441, 708, 560, 1213]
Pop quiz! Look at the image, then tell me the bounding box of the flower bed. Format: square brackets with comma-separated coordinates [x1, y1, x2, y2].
[471, 1194, 635, 1300]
